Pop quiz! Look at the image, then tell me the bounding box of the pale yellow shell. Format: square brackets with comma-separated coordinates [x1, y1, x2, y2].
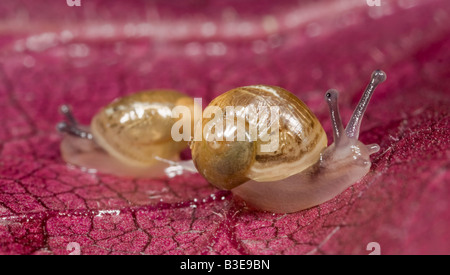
[91, 90, 194, 167]
[190, 85, 327, 190]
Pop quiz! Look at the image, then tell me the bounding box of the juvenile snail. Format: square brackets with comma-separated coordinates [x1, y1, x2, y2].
[57, 90, 196, 177]
[191, 70, 386, 213]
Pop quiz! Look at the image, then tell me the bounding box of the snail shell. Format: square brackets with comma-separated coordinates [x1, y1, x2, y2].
[91, 90, 194, 167]
[190, 85, 327, 190]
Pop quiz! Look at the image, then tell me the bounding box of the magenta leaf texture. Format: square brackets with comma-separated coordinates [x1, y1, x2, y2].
[0, 0, 449, 254]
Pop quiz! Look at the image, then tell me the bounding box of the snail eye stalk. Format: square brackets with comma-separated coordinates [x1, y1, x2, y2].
[56, 105, 93, 140]
[345, 70, 386, 140]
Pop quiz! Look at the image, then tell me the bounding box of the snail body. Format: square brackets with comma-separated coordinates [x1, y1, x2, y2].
[191, 70, 386, 213]
[58, 90, 195, 177]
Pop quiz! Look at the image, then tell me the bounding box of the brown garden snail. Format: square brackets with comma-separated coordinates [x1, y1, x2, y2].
[57, 90, 197, 178]
[190, 70, 386, 213]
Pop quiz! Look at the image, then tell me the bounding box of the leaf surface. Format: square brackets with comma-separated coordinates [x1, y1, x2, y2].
[0, 0, 449, 254]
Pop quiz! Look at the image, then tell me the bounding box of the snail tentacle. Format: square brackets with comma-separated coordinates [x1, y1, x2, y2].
[367, 143, 381, 155]
[57, 105, 93, 140]
[345, 70, 386, 139]
[56, 122, 93, 140]
[60, 105, 79, 126]
[325, 89, 344, 144]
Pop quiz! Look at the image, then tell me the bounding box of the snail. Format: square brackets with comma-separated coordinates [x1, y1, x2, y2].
[57, 90, 197, 178]
[190, 70, 386, 213]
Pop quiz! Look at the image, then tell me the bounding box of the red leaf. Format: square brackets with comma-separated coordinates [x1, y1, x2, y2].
[0, 0, 449, 254]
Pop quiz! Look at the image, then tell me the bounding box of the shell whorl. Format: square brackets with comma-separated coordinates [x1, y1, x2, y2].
[191, 85, 327, 190]
[91, 90, 193, 167]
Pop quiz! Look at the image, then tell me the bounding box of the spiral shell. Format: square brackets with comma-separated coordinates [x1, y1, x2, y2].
[90, 90, 194, 167]
[190, 85, 327, 190]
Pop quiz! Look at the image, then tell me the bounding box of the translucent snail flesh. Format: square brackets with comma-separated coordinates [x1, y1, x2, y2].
[191, 70, 386, 213]
[57, 90, 196, 177]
